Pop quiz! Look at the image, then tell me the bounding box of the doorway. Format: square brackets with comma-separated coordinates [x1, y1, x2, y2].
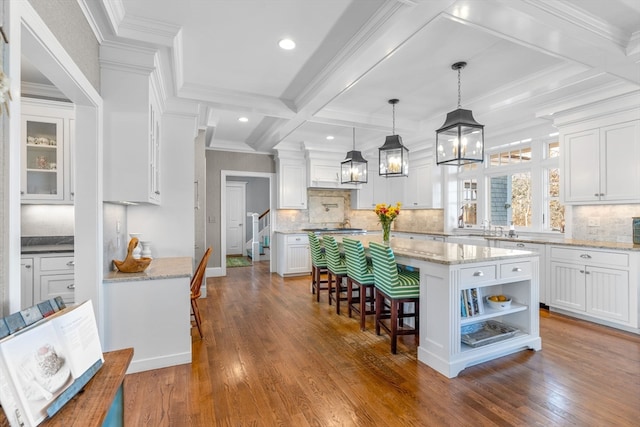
[219, 171, 275, 277]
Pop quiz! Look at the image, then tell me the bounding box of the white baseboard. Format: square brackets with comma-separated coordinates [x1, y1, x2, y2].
[126, 351, 192, 374]
[208, 266, 224, 277]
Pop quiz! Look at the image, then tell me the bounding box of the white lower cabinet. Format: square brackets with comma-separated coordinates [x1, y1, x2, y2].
[21, 253, 75, 307]
[549, 246, 637, 330]
[276, 233, 311, 276]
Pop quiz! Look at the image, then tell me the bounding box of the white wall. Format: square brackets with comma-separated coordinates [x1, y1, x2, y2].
[127, 112, 197, 259]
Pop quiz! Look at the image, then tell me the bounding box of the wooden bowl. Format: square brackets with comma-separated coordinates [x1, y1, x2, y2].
[113, 237, 152, 273]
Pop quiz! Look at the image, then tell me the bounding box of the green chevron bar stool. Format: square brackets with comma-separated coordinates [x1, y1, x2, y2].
[343, 238, 376, 331]
[323, 236, 349, 314]
[308, 232, 329, 302]
[369, 241, 420, 354]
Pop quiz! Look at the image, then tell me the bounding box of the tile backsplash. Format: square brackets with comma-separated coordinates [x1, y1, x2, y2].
[275, 188, 444, 233]
[572, 204, 640, 243]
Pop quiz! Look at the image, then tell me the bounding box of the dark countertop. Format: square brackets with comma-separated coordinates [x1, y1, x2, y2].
[21, 236, 74, 254]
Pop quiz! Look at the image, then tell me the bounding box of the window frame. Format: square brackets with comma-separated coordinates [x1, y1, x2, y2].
[455, 137, 562, 233]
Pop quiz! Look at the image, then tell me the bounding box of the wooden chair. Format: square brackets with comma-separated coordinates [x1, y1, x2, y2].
[323, 236, 349, 314]
[369, 242, 420, 354]
[191, 247, 212, 339]
[308, 232, 329, 302]
[343, 238, 375, 331]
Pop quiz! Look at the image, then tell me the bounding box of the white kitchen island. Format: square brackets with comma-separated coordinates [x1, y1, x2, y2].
[330, 235, 541, 378]
[103, 257, 192, 374]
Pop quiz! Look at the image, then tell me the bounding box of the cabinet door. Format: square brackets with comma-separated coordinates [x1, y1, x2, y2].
[286, 244, 311, 274]
[550, 261, 585, 311]
[586, 266, 629, 323]
[21, 115, 65, 201]
[563, 128, 600, 203]
[278, 162, 307, 209]
[39, 274, 75, 305]
[600, 121, 640, 202]
[149, 98, 161, 203]
[21, 259, 34, 310]
[405, 162, 433, 208]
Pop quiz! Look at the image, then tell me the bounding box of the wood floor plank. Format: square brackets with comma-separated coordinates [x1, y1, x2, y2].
[123, 261, 640, 426]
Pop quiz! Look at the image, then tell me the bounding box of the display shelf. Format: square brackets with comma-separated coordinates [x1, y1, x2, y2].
[460, 302, 528, 325]
[460, 331, 531, 353]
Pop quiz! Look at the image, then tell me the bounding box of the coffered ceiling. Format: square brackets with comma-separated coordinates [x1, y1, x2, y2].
[35, 1, 640, 158]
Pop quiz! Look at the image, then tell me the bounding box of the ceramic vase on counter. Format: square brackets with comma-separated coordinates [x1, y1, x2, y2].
[140, 241, 153, 259]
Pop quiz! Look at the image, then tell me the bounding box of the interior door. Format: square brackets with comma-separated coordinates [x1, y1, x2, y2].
[226, 182, 246, 256]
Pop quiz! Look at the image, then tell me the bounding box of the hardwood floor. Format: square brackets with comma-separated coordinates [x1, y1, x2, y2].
[124, 262, 640, 426]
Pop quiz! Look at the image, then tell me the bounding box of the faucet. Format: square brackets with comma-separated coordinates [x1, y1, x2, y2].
[495, 226, 504, 237]
[482, 219, 491, 236]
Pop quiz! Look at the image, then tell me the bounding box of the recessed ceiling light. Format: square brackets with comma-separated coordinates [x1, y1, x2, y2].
[238, 117, 249, 123]
[549, 132, 559, 137]
[278, 39, 296, 50]
[326, 135, 334, 140]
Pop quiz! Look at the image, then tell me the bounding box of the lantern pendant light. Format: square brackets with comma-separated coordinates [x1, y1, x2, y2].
[379, 99, 409, 177]
[341, 127, 368, 184]
[436, 61, 484, 166]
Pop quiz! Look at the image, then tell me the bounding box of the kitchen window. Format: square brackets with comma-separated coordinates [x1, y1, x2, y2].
[456, 138, 564, 233]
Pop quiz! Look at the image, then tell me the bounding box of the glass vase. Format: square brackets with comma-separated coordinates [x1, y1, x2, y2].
[382, 222, 391, 244]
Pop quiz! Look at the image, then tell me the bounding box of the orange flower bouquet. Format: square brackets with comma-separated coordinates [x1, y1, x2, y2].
[374, 202, 401, 243]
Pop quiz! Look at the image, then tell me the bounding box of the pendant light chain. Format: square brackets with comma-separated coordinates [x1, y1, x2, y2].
[457, 66, 462, 109]
[392, 103, 396, 135]
[352, 127, 356, 150]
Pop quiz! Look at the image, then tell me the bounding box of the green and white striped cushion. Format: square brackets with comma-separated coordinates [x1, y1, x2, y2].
[369, 242, 420, 299]
[323, 236, 347, 275]
[308, 232, 327, 268]
[343, 238, 374, 284]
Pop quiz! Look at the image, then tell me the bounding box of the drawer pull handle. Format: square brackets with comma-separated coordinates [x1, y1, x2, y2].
[67, 284, 75, 290]
[512, 267, 522, 272]
[580, 270, 585, 274]
[580, 254, 592, 259]
[66, 261, 75, 267]
[473, 271, 484, 277]
[516, 243, 525, 248]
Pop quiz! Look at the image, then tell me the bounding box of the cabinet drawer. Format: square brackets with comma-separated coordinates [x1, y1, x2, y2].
[40, 274, 75, 305]
[500, 261, 532, 279]
[40, 256, 75, 271]
[460, 265, 496, 285]
[550, 247, 628, 267]
[286, 235, 309, 245]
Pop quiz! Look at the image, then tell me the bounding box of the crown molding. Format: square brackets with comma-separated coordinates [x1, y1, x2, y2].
[76, 0, 106, 43]
[523, 0, 631, 49]
[116, 14, 181, 47]
[21, 82, 69, 101]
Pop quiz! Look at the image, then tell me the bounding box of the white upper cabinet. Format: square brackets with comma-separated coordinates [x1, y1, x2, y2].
[21, 99, 75, 204]
[563, 121, 640, 204]
[306, 151, 359, 189]
[276, 151, 307, 209]
[557, 99, 640, 205]
[101, 43, 163, 205]
[404, 154, 441, 209]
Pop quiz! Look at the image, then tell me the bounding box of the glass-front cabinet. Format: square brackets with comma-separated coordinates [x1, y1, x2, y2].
[21, 98, 75, 203]
[21, 115, 65, 200]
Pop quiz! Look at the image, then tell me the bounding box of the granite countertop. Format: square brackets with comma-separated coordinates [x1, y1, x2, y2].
[485, 236, 640, 252]
[104, 257, 193, 283]
[21, 236, 74, 254]
[327, 235, 536, 266]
